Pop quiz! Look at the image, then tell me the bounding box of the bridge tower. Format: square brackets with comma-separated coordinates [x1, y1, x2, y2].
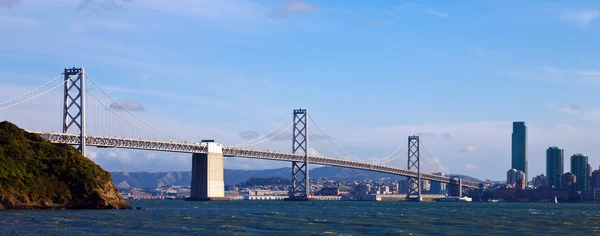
[287, 108, 309, 200]
[406, 135, 422, 201]
[62, 67, 86, 157]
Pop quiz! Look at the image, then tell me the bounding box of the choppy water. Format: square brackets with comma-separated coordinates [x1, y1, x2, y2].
[1, 200, 599, 235]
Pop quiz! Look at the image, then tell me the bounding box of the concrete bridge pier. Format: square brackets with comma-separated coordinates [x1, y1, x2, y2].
[448, 177, 462, 197]
[186, 142, 228, 201]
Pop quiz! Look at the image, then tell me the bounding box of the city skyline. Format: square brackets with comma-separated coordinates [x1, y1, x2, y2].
[2, 1, 600, 180]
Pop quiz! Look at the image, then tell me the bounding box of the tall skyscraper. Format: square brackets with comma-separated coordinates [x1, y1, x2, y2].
[571, 154, 588, 191]
[512, 122, 527, 181]
[546, 146, 564, 188]
[587, 163, 593, 191]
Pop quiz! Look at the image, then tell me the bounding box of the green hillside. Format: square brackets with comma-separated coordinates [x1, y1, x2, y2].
[0, 121, 130, 210]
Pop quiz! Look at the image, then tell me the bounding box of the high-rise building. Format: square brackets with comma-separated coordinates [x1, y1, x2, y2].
[592, 167, 600, 190]
[592, 167, 600, 202]
[512, 122, 528, 181]
[546, 146, 564, 188]
[507, 169, 518, 185]
[587, 163, 593, 191]
[571, 154, 589, 191]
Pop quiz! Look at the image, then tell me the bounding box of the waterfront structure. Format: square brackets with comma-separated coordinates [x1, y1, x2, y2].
[546, 146, 563, 188]
[571, 154, 588, 191]
[512, 122, 528, 181]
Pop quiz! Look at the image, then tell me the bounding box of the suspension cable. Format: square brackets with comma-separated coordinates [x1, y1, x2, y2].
[85, 74, 184, 142]
[240, 123, 293, 147]
[308, 128, 344, 158]
[372, 142, 407, 164]
[0, 79, 68, 111]
[0, 73, 63, 106]
[420, 140, 445, 174]
[233, 117, 290, 147]
[86, 89, 166, 141]
[307, 113, 361, 160]
[376, 149, 408, 165]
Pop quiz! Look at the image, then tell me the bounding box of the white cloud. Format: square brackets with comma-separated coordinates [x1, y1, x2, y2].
[424, 9, 449, 18]
[461, 145, 478, 153]
[269, 0, 319, 19]
[0, 16, 40, 28]
[465, 163, 478, 170]
[561, 9, 599, 28]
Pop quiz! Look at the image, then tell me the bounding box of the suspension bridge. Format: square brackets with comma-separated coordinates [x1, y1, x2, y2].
[0, 67, 479, 201]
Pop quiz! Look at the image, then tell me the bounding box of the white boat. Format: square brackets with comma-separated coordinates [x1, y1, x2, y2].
[436, 196, 472, 202]
[459, 196, 472, 202]
[554, 196, 558, 204]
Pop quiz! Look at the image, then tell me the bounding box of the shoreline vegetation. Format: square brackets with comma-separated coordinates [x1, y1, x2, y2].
[0, 121, 131, 210]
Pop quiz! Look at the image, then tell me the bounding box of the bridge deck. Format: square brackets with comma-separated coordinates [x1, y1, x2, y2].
[31, 131, 479, 188]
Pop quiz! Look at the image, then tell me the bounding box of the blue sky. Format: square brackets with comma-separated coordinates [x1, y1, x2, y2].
[1, 0, 600, 180]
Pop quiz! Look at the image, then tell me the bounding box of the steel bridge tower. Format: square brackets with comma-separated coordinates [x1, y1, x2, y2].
[288, 108, 309, 200]
[407, 135, 421, 201]
[62, 67, 86, 157]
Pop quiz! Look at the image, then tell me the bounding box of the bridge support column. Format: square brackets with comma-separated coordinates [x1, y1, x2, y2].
[187, 143, 227, 201]
[287, 109, 310, 201]
[406, 136, 422, 201]
[448, 177, 462, 197]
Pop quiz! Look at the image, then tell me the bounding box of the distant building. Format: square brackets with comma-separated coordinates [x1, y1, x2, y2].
[571, 154, 588, 191]
[546, 146, 564, 188]
[507, 169, 518, 186]
[225, 185, 238, 192]
[515, 178, 525, 190]
[430, 174, 446, 194]
[592, 167, 600, 190]
[591, 167, 600, 202]
[516, 171, 525, 186]
[587, 163, 593, 191]
[398, 179, 408, 194]
[532, 174, 546, 188]
[561, 172, 577, 200]
[421, 179, 430, 191]
[319, 187, 339, 196]
[512, 122, 528, 181]
[380, 186, 390, 194]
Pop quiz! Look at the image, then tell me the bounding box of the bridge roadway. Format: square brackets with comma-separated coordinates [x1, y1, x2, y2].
[31, 131, 479, 188]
